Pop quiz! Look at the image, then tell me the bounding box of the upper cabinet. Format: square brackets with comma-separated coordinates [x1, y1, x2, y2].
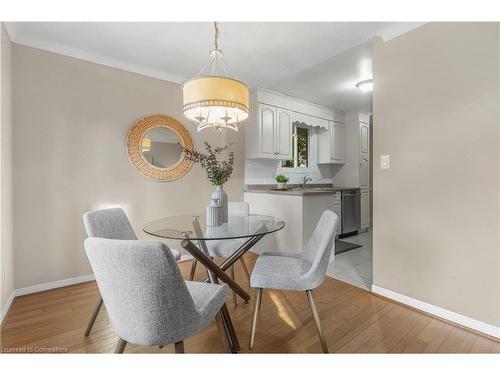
[258, 104, 277, 157]
[245, 89, 344, 160]
[250, 103, 293, 160]
[317, 121, 346, 164]
[332, 122, 346, 163]
[276, 108, 293, 159]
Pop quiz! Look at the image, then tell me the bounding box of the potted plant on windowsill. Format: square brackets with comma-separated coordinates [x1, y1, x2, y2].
[275, 174, 289, 190]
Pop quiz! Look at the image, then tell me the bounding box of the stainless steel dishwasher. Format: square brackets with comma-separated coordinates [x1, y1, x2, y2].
[341, 189, 361, 236]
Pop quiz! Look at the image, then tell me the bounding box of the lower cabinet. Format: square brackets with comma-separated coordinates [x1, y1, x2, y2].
[332, 192, 342, 238]
[243, 192, 338, 255]
[361, 189, 370, 229]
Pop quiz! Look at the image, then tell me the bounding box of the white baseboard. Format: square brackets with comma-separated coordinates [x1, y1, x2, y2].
[0, 254, 197, 322]
[14, 274, 95, 297]
[0, 290, 16, 324]
[1, 274, 96, 324]
[372, 285, 500, 339]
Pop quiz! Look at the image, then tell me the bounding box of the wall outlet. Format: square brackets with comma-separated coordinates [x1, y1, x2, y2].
[380, 155, 391, 169]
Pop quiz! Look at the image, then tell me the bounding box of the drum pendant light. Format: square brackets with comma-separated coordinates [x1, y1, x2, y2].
[182, 22, 250, 132]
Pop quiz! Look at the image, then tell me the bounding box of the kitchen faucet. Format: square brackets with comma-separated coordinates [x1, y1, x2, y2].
[299, 175, 312, 189]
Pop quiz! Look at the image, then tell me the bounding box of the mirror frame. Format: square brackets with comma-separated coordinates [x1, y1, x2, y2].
[127, 114, 194, 182]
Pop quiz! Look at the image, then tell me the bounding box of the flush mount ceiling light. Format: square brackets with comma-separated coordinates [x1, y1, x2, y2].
[182, 22, 250, 133]
[356, 79, 373, 92]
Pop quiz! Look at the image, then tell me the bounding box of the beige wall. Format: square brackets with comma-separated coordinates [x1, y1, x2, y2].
[0, 23, 14, 320]
[373, 23, 500, 327]
[12, 44, 244, 289]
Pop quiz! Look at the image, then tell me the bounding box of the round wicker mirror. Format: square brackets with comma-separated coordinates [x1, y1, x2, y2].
[127, 114, 194, 181]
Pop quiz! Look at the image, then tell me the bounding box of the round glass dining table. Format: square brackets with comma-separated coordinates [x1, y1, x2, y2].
[143, 213, 285, 241]
[143, 213, 285, 353]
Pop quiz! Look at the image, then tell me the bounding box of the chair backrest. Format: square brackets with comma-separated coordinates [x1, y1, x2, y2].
[229, 201, 249, 215]
[84, 238, 199, 346]
[83, 207, 137, 240]
[302, 210, 339, 284]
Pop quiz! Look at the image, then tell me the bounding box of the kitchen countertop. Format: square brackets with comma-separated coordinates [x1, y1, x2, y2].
[244, 184, 360, 196]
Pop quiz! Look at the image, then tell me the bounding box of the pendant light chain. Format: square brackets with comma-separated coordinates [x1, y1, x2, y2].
[214, 21, 219, 51]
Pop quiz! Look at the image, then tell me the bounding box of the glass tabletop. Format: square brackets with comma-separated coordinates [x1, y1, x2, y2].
[143, 214, 285, 241]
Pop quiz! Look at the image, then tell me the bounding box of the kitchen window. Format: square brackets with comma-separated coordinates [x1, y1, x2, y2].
[282, 124, 310, 169]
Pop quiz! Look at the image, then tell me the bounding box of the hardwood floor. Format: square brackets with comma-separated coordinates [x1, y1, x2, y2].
[1, 253, 499, 354]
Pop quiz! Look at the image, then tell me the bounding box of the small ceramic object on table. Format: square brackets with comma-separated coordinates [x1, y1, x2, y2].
[206, 198, 222, 227]
[211, 185, 228, 223]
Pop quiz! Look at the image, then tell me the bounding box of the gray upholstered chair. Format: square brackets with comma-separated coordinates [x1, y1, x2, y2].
[84, 238, 228, 353]
[248, 210, 338, 353]
[82, 207, 181, 337]
[189, 202, 251, 307]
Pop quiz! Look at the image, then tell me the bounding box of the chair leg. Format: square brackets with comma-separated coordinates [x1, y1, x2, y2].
[189, 259, 197, 281]
[258, 286, 263, 311]
[240, 257, 251, 283]
[249, 288, 263, 349]
[214, 310, 232, 353]
[115, 338, 127, 354]
[174, 341, 185, 353]
[231, 265, 237, 308]
[84, 295, 103, 337]
[306, 290, 328, 353]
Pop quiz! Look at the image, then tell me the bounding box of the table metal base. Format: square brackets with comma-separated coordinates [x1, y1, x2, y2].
[180, 217, 268, 354]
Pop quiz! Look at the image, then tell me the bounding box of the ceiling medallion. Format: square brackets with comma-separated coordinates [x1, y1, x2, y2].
[182, 22, 250, 133]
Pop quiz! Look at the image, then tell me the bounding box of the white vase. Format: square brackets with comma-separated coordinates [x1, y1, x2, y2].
[206, 198, 222, 227]
[211, 185, 228, 223]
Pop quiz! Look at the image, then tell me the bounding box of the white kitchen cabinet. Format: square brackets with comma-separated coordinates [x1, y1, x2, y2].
[361, 189, 370, 229]
[333, 111, 371, 231]
[244, 191, 337, 255]
[359, 122, 370, 191]
[246, 103, 292, 160]
[331, 122, 346, 163]
[360, 122, 369, 154]
[259, 104, 276, 156]
[359, 157, 369, 189]
[276, 108, 293, 159]
[332, 191, 342, 238]
[245, 89, 344, 160]
[359, 118, 370, 230]
[317, 121, 345, 164]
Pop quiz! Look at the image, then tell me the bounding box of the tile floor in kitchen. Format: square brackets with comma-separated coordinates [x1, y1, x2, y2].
[327, 229, 373, 291]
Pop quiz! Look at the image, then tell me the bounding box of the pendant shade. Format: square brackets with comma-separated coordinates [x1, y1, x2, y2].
[183, 76, 249, 131]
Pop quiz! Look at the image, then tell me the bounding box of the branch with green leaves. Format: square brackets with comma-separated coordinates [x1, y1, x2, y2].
[181, 141, 235, 187]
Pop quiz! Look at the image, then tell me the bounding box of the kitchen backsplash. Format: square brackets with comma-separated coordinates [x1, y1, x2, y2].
[245, 159, 336, 185]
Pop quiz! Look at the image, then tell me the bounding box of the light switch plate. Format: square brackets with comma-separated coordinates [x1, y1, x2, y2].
[380, 155, 390, 169]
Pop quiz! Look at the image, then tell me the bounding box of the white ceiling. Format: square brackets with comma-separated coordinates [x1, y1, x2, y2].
[5, 22, 423, 112]
[270, 40, 373, 112]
